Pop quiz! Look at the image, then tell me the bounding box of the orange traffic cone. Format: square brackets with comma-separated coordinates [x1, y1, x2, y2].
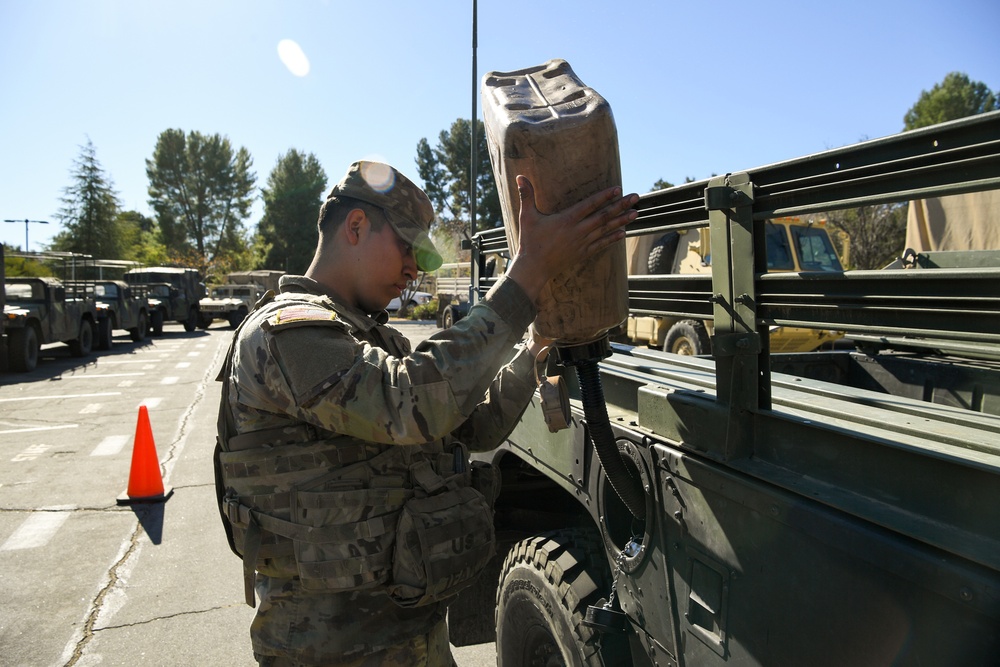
[116, 405, 173, 505]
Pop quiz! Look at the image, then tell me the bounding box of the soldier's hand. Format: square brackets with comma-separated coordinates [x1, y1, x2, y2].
[506, 175, 638, 303]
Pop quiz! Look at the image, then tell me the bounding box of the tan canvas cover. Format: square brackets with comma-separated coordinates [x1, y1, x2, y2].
[906, 190, 1000, 252]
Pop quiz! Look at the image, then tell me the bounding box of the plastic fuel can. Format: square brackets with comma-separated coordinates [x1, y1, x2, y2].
[482, 59, 628, 346]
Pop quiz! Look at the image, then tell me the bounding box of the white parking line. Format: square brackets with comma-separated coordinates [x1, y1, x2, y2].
[1, 511, 72, 551]
[0, 392, 120, 403]
[59, 373, 144, 379]
[79, 404, 102, 415]
[0, 424, 78, 436]
[91, 435, 129, 457]
[160, 377, 179, 385]
[12, 443, 50, 461]
[175, 362, 191, 369]
[97, 359, 159, 365]
[138, 398, 163, 409]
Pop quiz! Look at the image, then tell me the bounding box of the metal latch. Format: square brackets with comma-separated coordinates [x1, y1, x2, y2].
[535, 346, 570, 432]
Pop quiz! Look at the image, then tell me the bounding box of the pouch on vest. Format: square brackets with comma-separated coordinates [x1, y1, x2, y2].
[219, 437, 406, 603]
[388, 457, 496, 608]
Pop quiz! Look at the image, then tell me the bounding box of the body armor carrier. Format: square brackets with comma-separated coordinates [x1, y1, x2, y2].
[214, 291, 498, 608]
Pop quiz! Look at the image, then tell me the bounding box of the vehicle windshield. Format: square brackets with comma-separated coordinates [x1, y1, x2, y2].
[765, 223, 794, 270]
[792, 226, 844, 271]
[95, 283, 119, 298]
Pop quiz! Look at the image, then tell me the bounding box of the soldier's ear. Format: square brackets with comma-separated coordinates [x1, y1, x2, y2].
[344, 209, 367, 245]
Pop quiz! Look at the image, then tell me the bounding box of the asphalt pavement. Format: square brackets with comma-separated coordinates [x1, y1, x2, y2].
[0, 319, 496, 666]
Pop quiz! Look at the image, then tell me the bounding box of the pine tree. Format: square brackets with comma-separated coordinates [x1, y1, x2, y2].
[51, 138, 123, 258]
[257, 149, 327, 274]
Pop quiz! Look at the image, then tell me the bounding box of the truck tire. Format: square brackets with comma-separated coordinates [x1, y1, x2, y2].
[228, 306, 248, 328]
[647, 231, 680, 274]
[68, 320, 94, 357]
[8, 326, 40, 373]
[663, 319, 711, 355]
[443, 306, 456, 329]
[129, 311, 148, 342]
[496, 528, 628, 667]
[183, 307, 198, 332]
[198, 312, 213, 329]
[96, 317, 114, 351]
[150, 310, 164, 336]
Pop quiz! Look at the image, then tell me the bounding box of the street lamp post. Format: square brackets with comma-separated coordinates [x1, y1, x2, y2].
[4, 218, 50, 252]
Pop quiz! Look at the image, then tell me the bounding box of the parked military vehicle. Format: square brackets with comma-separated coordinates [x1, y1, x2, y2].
[433, 262, 472, 328]
[198, 270, 283, 328]
[3, 276, 99, 372]
[89, 280, 149, 347]
[0, 245, 7, 371]
[449, 110, 1000, 665]
[623, 216, 846, 354]
[123, 266, 206, 335]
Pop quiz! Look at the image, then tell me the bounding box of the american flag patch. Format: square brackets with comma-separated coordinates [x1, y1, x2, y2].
[273, 306, 337, 324]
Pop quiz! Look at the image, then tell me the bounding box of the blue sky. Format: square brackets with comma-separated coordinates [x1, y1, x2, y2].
[1, 0, 997, 252]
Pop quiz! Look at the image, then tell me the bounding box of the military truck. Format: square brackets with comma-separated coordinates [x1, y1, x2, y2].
[90, 280, 149, 347]
[60, 260, 149, 349]
[198, 270, 283, 328]
[3, 276, 99, 372]
[433, 262, 472, 328]
[0, 245, 7, 371]
[123, 266, 206, 335]
[449, 111, 1000, 664]
[623, 216, 846, 354]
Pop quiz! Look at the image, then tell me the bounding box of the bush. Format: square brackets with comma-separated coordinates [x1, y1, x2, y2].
[411, 299, 438, 321]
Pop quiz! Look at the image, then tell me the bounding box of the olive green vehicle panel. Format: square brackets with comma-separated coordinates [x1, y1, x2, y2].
[465, 112, 1000, 665]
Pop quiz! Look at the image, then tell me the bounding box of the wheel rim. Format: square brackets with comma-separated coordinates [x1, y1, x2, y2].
[672, 336, 696, 355]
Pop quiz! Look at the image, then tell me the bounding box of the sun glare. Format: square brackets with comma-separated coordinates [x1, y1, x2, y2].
[277, 39, 310, 77]
[361, 161, 396, 193]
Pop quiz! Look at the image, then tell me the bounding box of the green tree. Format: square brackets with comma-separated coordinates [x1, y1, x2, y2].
[903, 72, 999, 130]
[650, 176, 698, 192]
[258, 149, 327, 273]
[825, 203, 907, 270]
[51, 138, 124, 258]
[827, 73, 998, 269]
[116, 210, 170, 266]
[145, 129, 257, 272]
[415, 118, 500, 262]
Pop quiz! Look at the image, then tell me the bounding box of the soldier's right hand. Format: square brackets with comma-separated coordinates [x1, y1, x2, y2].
[505, 175, 638, 304]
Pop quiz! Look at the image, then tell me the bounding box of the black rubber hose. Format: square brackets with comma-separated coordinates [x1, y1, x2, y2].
[576, 359, 647, 520]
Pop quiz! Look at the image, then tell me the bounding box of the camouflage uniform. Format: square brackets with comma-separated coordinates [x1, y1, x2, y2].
[221, 271, 539, 666]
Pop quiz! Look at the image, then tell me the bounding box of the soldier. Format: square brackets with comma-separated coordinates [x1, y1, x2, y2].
[215, 160, 638, 666]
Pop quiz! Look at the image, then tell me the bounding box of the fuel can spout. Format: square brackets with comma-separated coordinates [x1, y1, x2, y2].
[557, 338, 647, 521]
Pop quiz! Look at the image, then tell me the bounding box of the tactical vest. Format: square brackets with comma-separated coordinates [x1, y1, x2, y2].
[214, 290, 499, 608]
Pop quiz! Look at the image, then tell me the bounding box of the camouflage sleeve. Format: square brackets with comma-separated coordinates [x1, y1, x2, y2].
[451, 344, 538, 452]
[234, 275, 535, 446]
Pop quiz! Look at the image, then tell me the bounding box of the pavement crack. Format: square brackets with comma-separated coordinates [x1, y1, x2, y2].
[94, 603, 244, 630]
[64, 521, 144, 667]
[158, 340, 226, 477]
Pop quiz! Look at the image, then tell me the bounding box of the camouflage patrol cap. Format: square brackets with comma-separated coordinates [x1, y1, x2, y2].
[328, 161, 443, 272]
